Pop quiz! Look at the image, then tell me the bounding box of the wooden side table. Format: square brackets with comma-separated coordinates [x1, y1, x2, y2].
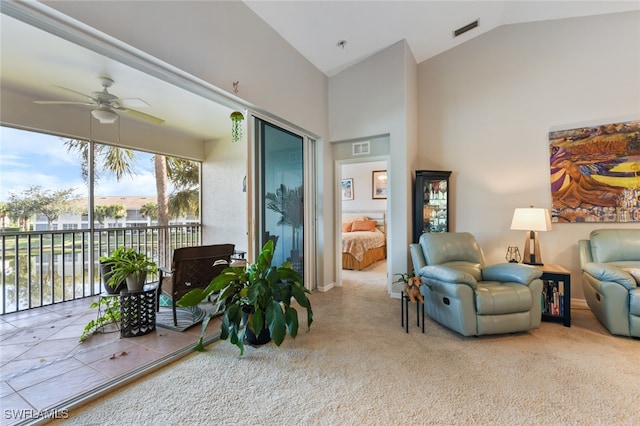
[532, 264, 571, 327]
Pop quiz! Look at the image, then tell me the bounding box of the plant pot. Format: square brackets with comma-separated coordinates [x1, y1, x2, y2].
[100, 262, 125, 294]
[126, 272, 147, 292]
[242, 308, 271, 346]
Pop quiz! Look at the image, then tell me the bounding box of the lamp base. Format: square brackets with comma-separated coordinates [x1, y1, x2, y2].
[522, 231, 544, 266]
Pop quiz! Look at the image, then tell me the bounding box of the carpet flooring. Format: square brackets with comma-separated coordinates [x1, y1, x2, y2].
[51, 261, 640, 425]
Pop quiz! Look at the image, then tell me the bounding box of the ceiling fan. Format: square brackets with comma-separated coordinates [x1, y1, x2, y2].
[34, 76, 165, 125]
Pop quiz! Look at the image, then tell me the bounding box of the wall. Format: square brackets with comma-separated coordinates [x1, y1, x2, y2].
[329, 40, 418, 295]
[341, 161, 388, 212]
[417, 11, 640, 301]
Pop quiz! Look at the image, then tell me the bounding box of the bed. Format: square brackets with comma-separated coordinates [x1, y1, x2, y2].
[341, 211, 386, 270]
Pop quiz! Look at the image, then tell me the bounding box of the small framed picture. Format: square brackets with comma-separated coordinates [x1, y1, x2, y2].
[341, 178, 354, 201]
[372, 170, 387, 199]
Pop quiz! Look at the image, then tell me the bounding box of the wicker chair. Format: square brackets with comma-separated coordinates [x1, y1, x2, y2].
[158, 244, 235, 326]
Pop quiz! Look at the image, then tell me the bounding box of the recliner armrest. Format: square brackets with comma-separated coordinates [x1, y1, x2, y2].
[582, 262, 636, 290]
[410, 243, 426, 272]
[417, 265, 478, 289]
[482, 263, 543, 285]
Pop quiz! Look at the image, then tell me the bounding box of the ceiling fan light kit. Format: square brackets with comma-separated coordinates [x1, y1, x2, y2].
[91, 106, 118, 124]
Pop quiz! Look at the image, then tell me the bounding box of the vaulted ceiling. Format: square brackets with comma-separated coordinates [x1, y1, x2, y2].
[1, 1, 637, 142]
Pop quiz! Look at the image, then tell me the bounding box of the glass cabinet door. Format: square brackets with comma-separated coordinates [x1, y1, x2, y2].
[413, 170, 452, 242]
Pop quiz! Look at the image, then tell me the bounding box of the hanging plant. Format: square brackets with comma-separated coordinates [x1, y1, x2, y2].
[230, 111, 244, 142]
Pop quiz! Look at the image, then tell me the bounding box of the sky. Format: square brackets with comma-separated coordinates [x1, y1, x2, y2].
[0, 126, 159, 202]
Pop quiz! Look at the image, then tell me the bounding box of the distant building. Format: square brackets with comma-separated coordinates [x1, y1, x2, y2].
[33, 196, 197, 231]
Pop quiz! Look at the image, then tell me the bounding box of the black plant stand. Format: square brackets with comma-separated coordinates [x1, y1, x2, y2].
[401, 290, 425, 333]
[120, 287, 156, 337]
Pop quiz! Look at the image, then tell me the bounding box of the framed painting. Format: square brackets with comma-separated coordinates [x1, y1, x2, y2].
[341, 178, 354, 201]
[372, 170, 387, 199]
[549, 119, 640, 223]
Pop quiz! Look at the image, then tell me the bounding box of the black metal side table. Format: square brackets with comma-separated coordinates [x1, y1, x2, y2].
[120, 286, 156, 338]
[401, 291, 425, 333]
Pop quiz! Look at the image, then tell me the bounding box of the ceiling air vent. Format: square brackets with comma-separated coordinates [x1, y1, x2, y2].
[453, 19, 479, 38]
[352, 141, 370, 155]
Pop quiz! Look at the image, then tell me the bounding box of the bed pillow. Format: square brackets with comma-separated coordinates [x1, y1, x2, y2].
[351, 219, 377, 232]
[342, 222, 353, 232]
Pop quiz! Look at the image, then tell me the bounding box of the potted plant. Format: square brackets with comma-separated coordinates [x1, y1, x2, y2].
[178, 239, 313, 355]
[99, 246, 129, 294]
[79, 296, 120, 342]
[101, 247, 158, 292]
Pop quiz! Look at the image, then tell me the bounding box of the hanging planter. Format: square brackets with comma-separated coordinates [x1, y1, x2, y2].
[230, 111, 244, 142]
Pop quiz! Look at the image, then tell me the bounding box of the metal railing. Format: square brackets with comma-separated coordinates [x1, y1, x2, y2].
[0, 224, 201, 314]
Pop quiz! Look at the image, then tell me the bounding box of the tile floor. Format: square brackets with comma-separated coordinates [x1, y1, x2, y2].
[0, 295, 219, 425]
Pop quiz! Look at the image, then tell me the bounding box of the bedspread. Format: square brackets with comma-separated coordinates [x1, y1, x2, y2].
[342, 229, 386, 262]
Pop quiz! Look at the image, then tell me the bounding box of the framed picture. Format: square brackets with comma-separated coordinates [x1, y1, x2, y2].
[549, 118, 640, 223]
[372, 170, 387, 199]
[341, 178, 354, 201]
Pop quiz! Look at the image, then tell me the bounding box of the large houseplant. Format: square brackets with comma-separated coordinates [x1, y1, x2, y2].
[101, 247, 157, 292]
[178, 239, 313, 355]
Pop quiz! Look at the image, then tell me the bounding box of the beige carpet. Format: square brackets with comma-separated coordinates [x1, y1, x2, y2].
[53, 260, 639, 425]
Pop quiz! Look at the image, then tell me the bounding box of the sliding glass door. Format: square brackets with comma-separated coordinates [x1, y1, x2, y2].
[255, 118, 304, 277]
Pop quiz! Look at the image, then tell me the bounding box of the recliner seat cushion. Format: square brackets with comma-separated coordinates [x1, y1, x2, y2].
[475, 282, 533, 315]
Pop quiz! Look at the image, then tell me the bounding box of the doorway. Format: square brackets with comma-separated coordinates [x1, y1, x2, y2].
[337, 158, 389, 287]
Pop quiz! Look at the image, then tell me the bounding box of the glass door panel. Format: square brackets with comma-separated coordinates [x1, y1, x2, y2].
[256, 118, 304, 277]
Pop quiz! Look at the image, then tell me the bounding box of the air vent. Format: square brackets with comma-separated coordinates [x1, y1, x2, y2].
[352, 141, 370, 155]
[453, 19, 479, 38]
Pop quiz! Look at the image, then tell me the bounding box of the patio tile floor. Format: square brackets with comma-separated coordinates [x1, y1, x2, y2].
[0, 295, 219, 425]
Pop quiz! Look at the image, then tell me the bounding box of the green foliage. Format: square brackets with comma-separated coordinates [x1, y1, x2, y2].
[178, 239, 313, 355]
[80, 296, 120, 343]
[392, 272, 415, 285]
[100, 247, 157, 289]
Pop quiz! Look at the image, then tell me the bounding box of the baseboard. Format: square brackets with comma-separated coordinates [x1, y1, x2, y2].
[571, 298, 588, 309]
[317, 282, 335, 292]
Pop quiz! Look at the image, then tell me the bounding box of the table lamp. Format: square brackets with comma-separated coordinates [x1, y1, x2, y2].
[510, 207, 552, 265]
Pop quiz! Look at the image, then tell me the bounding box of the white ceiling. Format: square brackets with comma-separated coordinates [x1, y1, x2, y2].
[1, 1, 638, 141]
[245, 0, 640, 76]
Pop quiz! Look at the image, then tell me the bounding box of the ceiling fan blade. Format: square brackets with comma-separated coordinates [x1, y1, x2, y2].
[34, 100, 93, 105]
[114, 97, 150, 108]
[119, 108, 165, 125]
[52, 86, 97, 103]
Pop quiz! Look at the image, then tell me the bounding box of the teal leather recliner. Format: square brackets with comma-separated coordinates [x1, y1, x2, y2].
[579, 229, 640, 338]
[410, 232, 543, 337]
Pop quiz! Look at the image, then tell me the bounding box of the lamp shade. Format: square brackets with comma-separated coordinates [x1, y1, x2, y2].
[91, 106, 118, 124]
[510, 208, 552, 232]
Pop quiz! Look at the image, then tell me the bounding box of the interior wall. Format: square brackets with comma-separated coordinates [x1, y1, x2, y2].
[417, 11, 640, 301]
[329, 40, 418, 296]
[341, 161, 388, 212]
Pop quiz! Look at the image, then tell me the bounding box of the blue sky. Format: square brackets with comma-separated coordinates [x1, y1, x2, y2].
[0, 126, 159, 202]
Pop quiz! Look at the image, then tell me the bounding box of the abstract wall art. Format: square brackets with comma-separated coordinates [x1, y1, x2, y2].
[549, 119, 640, 223]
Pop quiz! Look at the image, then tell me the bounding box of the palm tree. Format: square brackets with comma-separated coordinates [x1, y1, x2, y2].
[139, 202, 158, 224]
[265, 184, 303, 253]
[65, 139, 200, 266]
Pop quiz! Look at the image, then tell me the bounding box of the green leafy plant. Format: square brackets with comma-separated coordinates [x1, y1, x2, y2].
[80, 296, 120, 342]
[392, 272, 415, 286]
[178, 239, 313, 355]
[100, 247, 157, 289]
